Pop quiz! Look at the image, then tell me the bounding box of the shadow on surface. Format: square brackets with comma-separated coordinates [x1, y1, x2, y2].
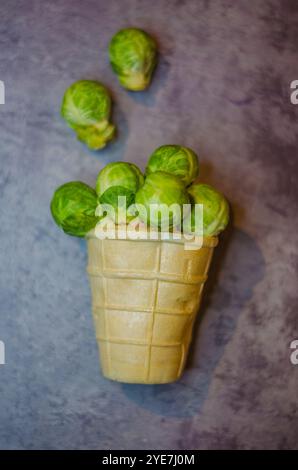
[122, 226, 265, 417]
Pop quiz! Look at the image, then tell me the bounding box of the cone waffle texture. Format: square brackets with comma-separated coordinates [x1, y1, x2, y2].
[86, 230, 218, 384]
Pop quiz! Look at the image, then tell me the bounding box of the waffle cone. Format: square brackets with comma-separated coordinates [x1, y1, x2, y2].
[86, 228, 218, 384]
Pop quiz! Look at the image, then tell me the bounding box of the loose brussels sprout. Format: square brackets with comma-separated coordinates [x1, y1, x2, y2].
[146, 145, 199, 186]
[135, 171, 190, 229]
[96, 162, 144, 196]
[50, 182, 99, 237]
[109, 28, 157, 91]
[187, 183, 229, 236]
[61, 80, 115, 150]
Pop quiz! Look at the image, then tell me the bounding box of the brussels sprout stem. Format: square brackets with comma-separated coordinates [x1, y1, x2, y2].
[119, 73, 150, 91]
[76, 121, 116, 150]
[94, 119, 112, 132]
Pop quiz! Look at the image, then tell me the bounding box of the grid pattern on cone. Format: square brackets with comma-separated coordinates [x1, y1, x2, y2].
[145, 242, 161, 382]
[87, 235, 216, 384]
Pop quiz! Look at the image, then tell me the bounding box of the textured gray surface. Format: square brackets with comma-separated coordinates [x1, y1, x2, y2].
[1, 0, 298, 450]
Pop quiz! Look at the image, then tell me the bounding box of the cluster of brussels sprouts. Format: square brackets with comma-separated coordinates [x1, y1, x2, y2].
[51, 145, 229, 238]
[61, 28, 157, 150]
[52, 26, 229, 239]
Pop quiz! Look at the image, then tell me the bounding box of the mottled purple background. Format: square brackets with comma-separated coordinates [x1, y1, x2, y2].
[0, 0, 298, 450]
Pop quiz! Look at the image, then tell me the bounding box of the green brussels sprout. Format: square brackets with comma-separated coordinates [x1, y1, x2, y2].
[135, 171, 190, 229]
[96, 162, 144, 223]
[99, 186, 136, 224]
[61, 80, 115, 150]
[146, 145, 199, 186]
[50, 182, 99, 237]
[129, 163, 145, 188]
[96, 162, 144, 196]
[109, 28, 157, 91]
[187, 183, 229, 236]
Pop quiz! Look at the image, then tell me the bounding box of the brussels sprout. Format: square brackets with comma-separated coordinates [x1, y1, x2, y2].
[96, 162, 144, 196]
[99, 186, 136, 224]
[146, 145, 199, 186]
[61, 80, 115, 150]
[135, 171, 190, 229]
[129, 163, 145, 188]
[109, 28, 157, 91]
[187, 183, 229, 236]
[50, 182, 99, 237]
